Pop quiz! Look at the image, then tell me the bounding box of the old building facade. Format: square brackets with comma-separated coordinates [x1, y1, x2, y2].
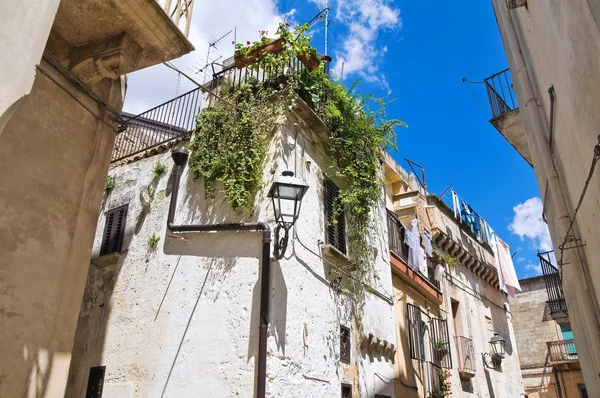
[0, 1, 193, 396]
[67, 58, 524, 396]
[510, 276, 586, 397]
[485, 0, 600, 392]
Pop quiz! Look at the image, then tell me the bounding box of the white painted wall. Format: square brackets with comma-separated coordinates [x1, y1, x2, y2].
[67, 122, 397, 397]
[0, 0, 60, 123]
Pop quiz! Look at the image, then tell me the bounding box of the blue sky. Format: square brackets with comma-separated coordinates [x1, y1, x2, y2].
[125, 0, 550, 278]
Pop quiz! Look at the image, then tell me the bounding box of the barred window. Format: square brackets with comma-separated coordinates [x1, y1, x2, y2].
[340, 325, 350, 363]
[430, 317, 453, 369]
[85, 366, 105, 398]
[407, 303, 425, 361]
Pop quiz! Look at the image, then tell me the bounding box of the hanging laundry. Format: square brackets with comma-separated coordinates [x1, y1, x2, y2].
[423, 229, 433, 257]
[408, 219, 421, 271]
[434, 263, 445, 282]
[418, 246, 428, 275]
[451, 190, 461, 220]
[480, 218, 491, 247]
[403, 223, 412, 246]
[460, 200, 480, 237]
[494, 236, 521, 297]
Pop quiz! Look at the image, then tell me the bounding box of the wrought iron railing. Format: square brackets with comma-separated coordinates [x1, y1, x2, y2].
[547, 339, 578, 363]
[208, 57, 326, 112]
[484, 68, 517, 118]
[425, 361, 443, 398]
[387, 209, 441, 291]
[538, 251, 568, 316]
[111, 87, 202, 162]
[455, 336, 476, 375]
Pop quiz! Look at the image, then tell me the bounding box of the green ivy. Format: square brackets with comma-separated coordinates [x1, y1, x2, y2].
[188, 78, 282, 210]
[190, 22, 406, 274]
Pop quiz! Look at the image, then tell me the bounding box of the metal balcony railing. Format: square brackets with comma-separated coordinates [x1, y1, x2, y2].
[425, 361, 443, 398]
[208, 56, 327, 112]
[111, 87, 202, 163]
[387, 210, 441, 291]
[455, 336, 476, 375]
[484, 68, 517, 118]
[538, 251, 568, 316]
[547, 339, 578, 364]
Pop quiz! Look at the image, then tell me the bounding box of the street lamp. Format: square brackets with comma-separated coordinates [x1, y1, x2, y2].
[267, 171, 309, 259]
[483, 333, 506, 369]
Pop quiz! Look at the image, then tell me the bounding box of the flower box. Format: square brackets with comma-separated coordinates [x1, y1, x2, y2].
[234, 38, 285, 69]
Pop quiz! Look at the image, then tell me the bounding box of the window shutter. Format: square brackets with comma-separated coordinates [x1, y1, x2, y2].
[430, 317, 453, 369]
[407, 303, 425, 361]
[324, 179, 346, 254]
[85, 366, 106, 398]
[100, 204, 128, 256]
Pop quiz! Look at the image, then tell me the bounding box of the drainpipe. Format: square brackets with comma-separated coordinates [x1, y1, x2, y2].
[494, 0, 600, 329]
[167, 148, 272, 398]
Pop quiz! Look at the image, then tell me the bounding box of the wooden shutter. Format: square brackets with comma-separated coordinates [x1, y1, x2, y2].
[85, 366, 106, 398]
[407, 303, 425, 361]
[430, 317, 452, 369]
[324, 179, 346, 254]
[100, 204, 128, 255]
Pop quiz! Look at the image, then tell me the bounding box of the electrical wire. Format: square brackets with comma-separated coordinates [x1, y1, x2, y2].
[558, 138, 600, 265]
[462, 77, 491, 118]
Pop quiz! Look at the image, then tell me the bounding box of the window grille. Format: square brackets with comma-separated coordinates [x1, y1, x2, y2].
[85, 366, 106, 398]
[340, 325, 350, 363]
[430, 317, 453, 369]
[407, 303, 425, 361]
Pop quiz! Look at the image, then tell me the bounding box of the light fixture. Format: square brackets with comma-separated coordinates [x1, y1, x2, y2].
[267, 171, 309, 259]
[483, 333, 506, 369]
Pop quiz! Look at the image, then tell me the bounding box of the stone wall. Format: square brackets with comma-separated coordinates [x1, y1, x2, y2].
[491, 0, 600, 390]
[66, 122, 397, 397]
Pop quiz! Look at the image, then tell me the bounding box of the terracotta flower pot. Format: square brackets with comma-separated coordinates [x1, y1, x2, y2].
[298, 52, 320, 70]
[234, 38, 285, 69]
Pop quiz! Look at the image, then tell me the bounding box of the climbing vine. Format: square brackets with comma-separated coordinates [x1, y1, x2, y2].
[190, 22, 406, 275]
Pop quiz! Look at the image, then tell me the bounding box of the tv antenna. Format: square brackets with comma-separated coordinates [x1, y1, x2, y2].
[306, 3, 331, 55]
[201, 30, 232, 81]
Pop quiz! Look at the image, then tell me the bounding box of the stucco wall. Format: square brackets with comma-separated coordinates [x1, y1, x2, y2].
[0, 62, 121, 397]
[0, 0, 60, 124]
[66, 122, 397, 397]
[443, 258, 523, 398]
[491, 0, 600, 391]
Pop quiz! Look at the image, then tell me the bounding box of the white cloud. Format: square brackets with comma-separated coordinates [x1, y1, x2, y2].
[509, 197, 553, 252]
[311, 0, 401, 90]
[525, 262, 542, 275]
[124, 0, 283, 113]
[516, 257, 526, 263]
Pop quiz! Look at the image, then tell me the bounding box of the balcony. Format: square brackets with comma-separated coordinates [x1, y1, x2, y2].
[387, 210, 442, 303]
[538, 251, 570, 329]
[112, 87, 201, 162]
[455, 336, 476, 378]
[547, 339, 578, 365]
[49, 0, 193, 88]
[484, 69, 532, 166]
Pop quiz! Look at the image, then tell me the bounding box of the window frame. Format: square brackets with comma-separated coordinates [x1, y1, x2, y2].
[324, 178, 346, 254]
[85, 366, 106, 398]
[340, 325, 351, 364]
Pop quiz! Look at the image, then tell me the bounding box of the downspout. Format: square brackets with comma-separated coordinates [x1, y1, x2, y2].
[495, 0, 600, 328]
[167, 148, 272, 398]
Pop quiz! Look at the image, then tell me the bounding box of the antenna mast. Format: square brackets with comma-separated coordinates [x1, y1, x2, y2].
[325, 0, 329, 56]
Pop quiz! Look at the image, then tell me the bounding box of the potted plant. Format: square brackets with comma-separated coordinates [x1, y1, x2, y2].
[234, 36, 285, 69]
[428, 368, 452, 398]
[434, 339, 449, 357]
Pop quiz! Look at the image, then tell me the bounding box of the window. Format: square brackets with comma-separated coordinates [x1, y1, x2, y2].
[407, 303, 425, 361]
[100, 204, 128, 256]
[324, 179, 346, 254]
[578, 383, 588, 398]
[340, 325, 350, 363]
[341, 383, 352, 398]
[85, 366, 106, 398]
[430, 317, 452, 369]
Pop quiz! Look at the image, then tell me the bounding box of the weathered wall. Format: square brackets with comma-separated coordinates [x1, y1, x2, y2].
[0, 60, 122, 397]
[491, 0, 600, 391]
[66, 122, 397, 397]
[0, 0, 60, 124]
[443, 256, 523, 397]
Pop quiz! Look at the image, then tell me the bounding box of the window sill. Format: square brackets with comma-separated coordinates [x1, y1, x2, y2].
[321, 244, 355, 271]
[91, 252, 122, 268]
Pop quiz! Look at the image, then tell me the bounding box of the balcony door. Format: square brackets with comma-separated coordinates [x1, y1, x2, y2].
[561, 326, 577, 355]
